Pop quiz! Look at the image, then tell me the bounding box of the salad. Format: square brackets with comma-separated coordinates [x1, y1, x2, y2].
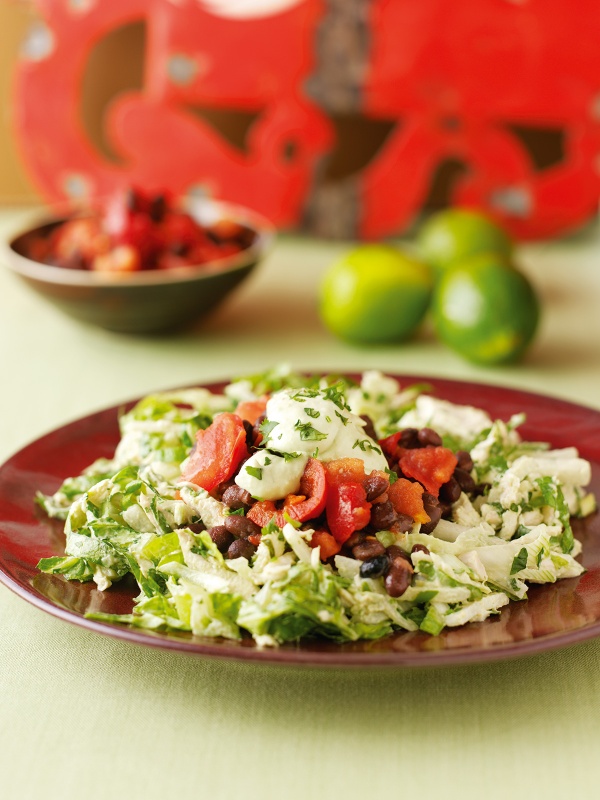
[37, 369, 596, 647]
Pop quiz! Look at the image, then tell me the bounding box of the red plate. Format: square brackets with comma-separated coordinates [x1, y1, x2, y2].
[0, 375, 599, 667]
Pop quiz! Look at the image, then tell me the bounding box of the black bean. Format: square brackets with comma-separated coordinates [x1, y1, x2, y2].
[221, 484, 253, 511]
[185, 521, 206, 534]
[454, 467, 477, 494]
[420, 493, 442, 534]
[399, 428, 420, 449]
[418, 427, 442, 447]
[411, 543, 430, 555]
[370, 500, 397, 530]
[359, 555, 389, 579]
[384, 559, 413, 597]
[345, 530, 367, 549]
[360, 415, 378, 441]
[224, 514, 261, 539]
[386, 545, 411, 562]
[352, 538, 386, 561]
[208, 525, 234, 553]
[456, 450, 474, 472]
[364, 474, 389, 502]
[390, 513, 414, 533]
[422, 492, 438, 512]
[439, 475, 461, 504]
[253, 414, 267, 443]
[226, 538, 256, 560]
[214, 480, 233, 500]
[242, 419, 255, 448]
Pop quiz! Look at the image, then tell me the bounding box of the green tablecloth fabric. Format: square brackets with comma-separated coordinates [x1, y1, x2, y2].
[1, 208, 600, 799]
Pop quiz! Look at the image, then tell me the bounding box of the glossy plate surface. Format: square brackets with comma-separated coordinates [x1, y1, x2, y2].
[1, 376, 599, 667]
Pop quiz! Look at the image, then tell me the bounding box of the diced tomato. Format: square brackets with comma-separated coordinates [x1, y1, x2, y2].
[234, 396, 268, 425]
[310, 530, 342, 560]
[247, 534, 262, 546]
[323, 458, 366, 486]
[283, 458, 327, 522]
[326, 481, 371, 544]
[399, 447, 458, 497]
[388, 478, 430, 524]
[379, 431, 403, 460]
[180, 413, 248, 492]
[247, 501, 284, 529]
[246, 459, 327, 529]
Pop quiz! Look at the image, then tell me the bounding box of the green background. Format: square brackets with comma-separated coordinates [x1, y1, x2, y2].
[1, 209, 600, 799]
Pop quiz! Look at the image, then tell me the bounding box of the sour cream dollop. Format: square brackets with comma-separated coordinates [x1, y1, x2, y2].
[235, 387, 388, 500]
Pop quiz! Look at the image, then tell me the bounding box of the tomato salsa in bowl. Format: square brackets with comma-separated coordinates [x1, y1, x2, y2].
[3, 189, 274, 334]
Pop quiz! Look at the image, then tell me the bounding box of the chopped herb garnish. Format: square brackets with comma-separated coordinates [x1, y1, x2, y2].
[259, 419, 279, 441]
[304, 407, 320, 419]
[264, 456, 272, 466]
[322, 384, 350, 411]
[335, 410, 349, 425]
[384, 467, 399, 485]
[291, 389, 319, 402]
[294, 420, 328, 441]
[245, 466, 263, 480]
[280, 451, 302, 462]
[510, 547, 528, 575]
[352, 438, 383, 454]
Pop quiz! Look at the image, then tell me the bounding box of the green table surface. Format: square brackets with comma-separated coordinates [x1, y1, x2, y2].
[1, 208, 600, 799]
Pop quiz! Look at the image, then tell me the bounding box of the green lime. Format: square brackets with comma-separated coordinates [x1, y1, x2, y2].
[432, 252, 540, 364]
[319, 244, 433, 344]
[418, 208, 513, 276]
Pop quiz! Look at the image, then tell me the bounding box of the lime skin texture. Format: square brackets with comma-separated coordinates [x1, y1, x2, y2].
[319, 244, 433, 344]
[432, 252, 540, 365]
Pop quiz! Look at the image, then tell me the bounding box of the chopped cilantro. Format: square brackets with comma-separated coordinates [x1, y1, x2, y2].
[280, 451, 302, 462]
[533, 477, 575, 553]
[304, 407, 320, 419]
[352, 438, 383, 454]
[512, 525, 530, 539]
[322, 383, 350, 411]
[259, 419, 279, 440]
[245, 466, 263, 481]
[291, 389, 319, 401]
[385, 467, 399, 484]
[224, 508, 245, 517]
[294, 421, 328, 441]
[510, 547, 528, 575]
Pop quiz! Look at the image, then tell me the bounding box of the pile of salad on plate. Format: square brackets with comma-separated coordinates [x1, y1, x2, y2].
[37, 368, 596, 647]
